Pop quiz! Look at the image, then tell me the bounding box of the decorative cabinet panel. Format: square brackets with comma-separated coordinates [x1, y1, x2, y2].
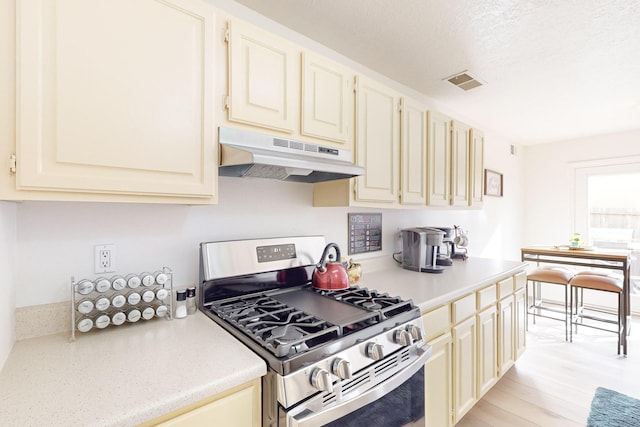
[515, 288, 527, 359]
[424, 332, 453, 427]
[15, 0, 215, 200]
[426, 111, 452, 207]
[477, 305, 498, 398]
[450, 120, 471, 207]
[353, 76, 400, 204]
[470, 129, 485, 208]
[146, 379, 261, 427]
[301, 51, 354, 147]
[400, 97, 428, 206]
[498, 295, 516, 375]
[453, 315, 477, 423]
[226, 19, 297, 133]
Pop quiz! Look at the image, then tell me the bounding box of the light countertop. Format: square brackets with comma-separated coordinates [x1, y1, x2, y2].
[356, 255, 528, 312]
[0, 312, 266, 427]
[0, 255, 526, 426]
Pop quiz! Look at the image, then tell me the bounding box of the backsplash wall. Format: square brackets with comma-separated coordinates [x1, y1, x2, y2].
[15, 139, 523, 308]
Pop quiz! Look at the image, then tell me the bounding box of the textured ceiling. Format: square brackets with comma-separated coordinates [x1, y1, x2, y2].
[232, 0, 640, 145]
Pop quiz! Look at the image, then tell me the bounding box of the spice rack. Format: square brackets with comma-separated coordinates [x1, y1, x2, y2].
[70, 267, 173, 341]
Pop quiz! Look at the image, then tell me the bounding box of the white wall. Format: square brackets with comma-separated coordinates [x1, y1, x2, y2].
[523, 128, 640, 246]
[15, 136, 523, 307]
[0, 202, 17, 370]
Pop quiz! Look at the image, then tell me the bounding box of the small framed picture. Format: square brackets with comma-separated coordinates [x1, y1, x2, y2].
[484, 169, 503, 197]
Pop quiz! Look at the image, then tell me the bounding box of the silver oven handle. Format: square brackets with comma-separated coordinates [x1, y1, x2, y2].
[289, 343, 432, 427]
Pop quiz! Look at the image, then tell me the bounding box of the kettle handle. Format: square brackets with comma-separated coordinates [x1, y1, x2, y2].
[316, 243, 341, 271]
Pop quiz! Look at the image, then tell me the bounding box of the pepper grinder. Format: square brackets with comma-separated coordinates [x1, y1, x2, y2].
[186, 287, 197, 315]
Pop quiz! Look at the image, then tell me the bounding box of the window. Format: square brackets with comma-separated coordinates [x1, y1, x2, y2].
[574, 157, 640, 306]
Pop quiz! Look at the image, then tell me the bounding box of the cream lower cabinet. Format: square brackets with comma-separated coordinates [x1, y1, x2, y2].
[422, 304, 453, 427]
[477, 304, 498, 398]
[453, 315, 477, 423]
[498, 284, 516, 376]
[143, 379, 261, 427]
[422, 271, 527, 426]
[12, 0, 216, 202]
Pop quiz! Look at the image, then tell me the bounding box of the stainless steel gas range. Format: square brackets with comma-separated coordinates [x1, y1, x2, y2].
[199, 236, 431, 427]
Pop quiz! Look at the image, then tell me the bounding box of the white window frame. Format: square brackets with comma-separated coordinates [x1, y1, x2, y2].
[572, 155, 640, 314]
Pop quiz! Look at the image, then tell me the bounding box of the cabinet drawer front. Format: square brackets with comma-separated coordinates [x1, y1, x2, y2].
[514, 271, 527, 291]
[453, 293, 476, 324]
[422, 305, 451, 341]
[498, 277, 514, 299]
[477, 285, 497, 310]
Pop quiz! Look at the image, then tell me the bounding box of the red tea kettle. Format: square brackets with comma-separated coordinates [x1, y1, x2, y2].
[312, 243, 350, 290]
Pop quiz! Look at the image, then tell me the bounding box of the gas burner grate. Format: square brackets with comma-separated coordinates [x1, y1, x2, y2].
[312, 287, 415, 319]
[210, 294, 340, 357]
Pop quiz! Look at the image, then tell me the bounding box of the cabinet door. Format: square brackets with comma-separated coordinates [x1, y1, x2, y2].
[354, 76, 400, 203]
[227, 19, 297, 133]
[400, 97, 427, 206]
[515, 288, 527, 358]
[155, 380, 260, 427]
[425, 332, 453, 427]
[301, 52, 353, 147]
[498, 295, 516, 375]
[17, 0, 215, 198]
[426, 111, 451, 206]
[453, 315, 477, 423]
[470, 129, 484, 208]
[477, 305, 498, 398]
[450, 120, 471, 207]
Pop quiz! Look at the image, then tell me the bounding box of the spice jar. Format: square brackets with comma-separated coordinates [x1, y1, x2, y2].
[175, 290, 187, 319]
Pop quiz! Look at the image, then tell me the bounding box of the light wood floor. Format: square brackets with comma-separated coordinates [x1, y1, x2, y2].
[456, 315, 640, 427]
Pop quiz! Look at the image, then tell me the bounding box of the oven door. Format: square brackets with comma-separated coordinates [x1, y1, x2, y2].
[285, 344, 431, 427]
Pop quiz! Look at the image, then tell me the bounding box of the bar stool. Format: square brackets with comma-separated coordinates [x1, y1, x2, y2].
[526, 266, 575, 340]
[569, 271, 626, 355]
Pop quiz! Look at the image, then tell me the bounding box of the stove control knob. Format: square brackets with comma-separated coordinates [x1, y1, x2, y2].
[310, 368, 334, 393]
[394, 329, 413, 346]
[406, 324, 423, 342]
[332, 358, 352, 380]
[366, 342, 384, 361]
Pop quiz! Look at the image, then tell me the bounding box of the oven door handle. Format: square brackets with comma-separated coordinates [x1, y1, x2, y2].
[288, 343, 432, 427]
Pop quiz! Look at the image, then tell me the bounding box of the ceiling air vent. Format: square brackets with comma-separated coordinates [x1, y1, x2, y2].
[444, 71, 484, 91]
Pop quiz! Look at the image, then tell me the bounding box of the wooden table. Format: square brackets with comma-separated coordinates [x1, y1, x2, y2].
[521, 245, 631, 355]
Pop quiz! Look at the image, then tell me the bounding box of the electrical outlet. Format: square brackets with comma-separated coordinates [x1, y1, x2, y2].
[95, 244, 115, 273]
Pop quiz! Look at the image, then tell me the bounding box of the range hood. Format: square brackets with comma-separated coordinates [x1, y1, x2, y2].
[218, 127, 364, 183]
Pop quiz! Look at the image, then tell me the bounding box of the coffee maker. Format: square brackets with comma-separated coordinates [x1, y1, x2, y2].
[400, 227, 445, 273]
[429, 226, 454, 266]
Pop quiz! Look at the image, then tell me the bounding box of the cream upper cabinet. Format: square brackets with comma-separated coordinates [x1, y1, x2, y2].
[313, 76, 399, 207]
[470, 129, 485, 208]
[226, 19, 298, 133]
[426, 111, 452, 207]
[450, 120, 471, 207]
[301, 52, 354, 148]
[400, 97, 427, 206]
[353, 76, 400, 204]
[14, 0, 215, 201]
